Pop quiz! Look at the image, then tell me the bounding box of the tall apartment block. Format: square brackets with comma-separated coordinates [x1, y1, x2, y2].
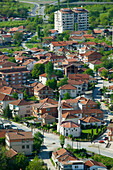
[0, 66, 30, 85]
[54, 7, 89, 33]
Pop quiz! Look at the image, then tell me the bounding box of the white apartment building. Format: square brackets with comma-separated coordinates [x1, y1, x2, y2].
[54, 8, 74, 33]
[54, 7, 89, 33]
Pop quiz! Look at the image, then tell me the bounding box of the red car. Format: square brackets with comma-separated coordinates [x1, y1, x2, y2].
[99, 140, 104, 143]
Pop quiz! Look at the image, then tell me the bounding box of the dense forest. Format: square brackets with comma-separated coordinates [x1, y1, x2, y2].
[0, 0, 29, 18]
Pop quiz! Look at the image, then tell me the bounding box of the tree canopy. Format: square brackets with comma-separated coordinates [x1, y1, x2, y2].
[4, 105, 12, 119]
[57, 76, 68, 88]
[63, 92, 71, 100]
[59, 134, 65, 148]
[46, 78, 57, 90]
[32, 64, 45, 79]
[45, 61, 54, 79]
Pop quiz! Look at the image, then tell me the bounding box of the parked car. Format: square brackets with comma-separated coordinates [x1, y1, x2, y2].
[104, 137, 108, 140]
[99, 140, 104, 143]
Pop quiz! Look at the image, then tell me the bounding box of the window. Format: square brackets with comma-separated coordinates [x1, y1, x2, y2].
[22, 145, 25, 149]
[22, 139, 25, 143]
[13, 74, 15, 76]
[93, 105, 95, 107]
[75, 166, 78, 168]
[26, 145, 29, 149]
[88, 105, 90, 107]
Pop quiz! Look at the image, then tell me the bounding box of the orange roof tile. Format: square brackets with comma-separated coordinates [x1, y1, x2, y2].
[59, 84, 77, 90]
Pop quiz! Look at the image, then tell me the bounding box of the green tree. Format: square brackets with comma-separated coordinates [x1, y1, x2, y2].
[59, 134, 65, 148]
[8, 57, 16, 63]
[67, 0, 69, 8]
[14, 115, 21, 122]
[26, 156, 47, 170]
[32, 63, 45, 79]
[96, 125, 99, 134]
[13, 32, 23, 44]
[4, 105, 12, 119]
[58, 0, 60, 8]
[91, 128, 93, 137]
[23, 90, 28, 100]
[33, 132, 43, 153]
[101, 69, 108, 78]
[54, 70, 63, 78]
[12, 92, 18, 99]
[46, 78, 57, 90]
[45, 61, 54, 79]
[0, 146, 8, 170]
[84, 68, 94, 77]
[15, 153, 29, 170]
[57, 76, 68, 88]
[75, 23, 77, 31]
[63, 92, 71, 100]
[37, 26, 41, 38]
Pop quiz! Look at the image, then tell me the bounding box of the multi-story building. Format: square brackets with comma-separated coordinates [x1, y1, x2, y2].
[55, 8, 74, 33]
[5, 131, 33, 155]
[0, 66, 30, 85]
[73, 7, 89, 31]
[54, 7, 89, 33]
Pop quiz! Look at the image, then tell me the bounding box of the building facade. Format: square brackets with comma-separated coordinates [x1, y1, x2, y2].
[5, 131, 33, 155]
[54, 7, 89, 33]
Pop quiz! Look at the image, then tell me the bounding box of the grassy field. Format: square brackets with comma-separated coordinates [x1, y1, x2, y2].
[20, 2, 35, 11]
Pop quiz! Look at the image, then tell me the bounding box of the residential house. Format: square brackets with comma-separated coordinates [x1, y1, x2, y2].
[0, 61, 17, 68]
[81, 51, 102, 63]
[85, 160, 107, 170]
[59, 121, 81, 137]
[82, 108, 103, 120]
[89, 60, 102, 70]
[69, 35, 85, 42]
[9, 99, 33, 117]
[0, 86, 23, 99]
[41, 113, 56, 124]
[34, 83, 54, 100]
[0, 35, 11, 44]
[64, 64, 78, 76]
[68, 79, 84, 96]
[5, 131, 33, 155]
[80, 116, 102, 127]
[39, 97, 58, 105]
[32, 102, 58, 118]
[50, 41, 67, 51]
[52, 148, 84, 169]
[59, 84, 77, 99]
[39, 73, 57, 85]
[22, 59, 37, 71]
[49, 29, 58, 36]
[62, 112, 79, 124]
[0, 66, 30, 85]
[58, 47, 70, 56]
[76, 97, 98, 110]
[0, 93, 15, 114]
[6, 148, 18, 158]
[35, 59, 49, 65]
[70, 30, 87, 37]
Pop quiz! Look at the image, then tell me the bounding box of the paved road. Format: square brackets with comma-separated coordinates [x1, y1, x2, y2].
[19, 1, 39, 16]
[8, 120, 113, 158]
[60, 1, 113, 6]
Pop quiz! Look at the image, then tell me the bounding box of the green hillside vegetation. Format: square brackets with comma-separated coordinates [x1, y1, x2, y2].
[0, 0, 29, 18]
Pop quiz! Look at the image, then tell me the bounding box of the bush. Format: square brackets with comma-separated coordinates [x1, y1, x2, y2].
[0, 137, 5, 146]
[14, 115, 21, 122]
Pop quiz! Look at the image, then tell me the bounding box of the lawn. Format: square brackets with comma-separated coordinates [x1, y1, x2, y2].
[82, 128, 101, 135]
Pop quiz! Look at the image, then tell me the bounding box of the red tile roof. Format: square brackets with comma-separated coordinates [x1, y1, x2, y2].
[9, 99, 30, 106]
[59, 84, 77, 90]
[61, 121, 80, 128]
[62, 112, 78, 119]
[6, 148, 18, 158]
[85, 160, 106, 168]
[80, 116, 101, 123]
[6, 131, 33, 140]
